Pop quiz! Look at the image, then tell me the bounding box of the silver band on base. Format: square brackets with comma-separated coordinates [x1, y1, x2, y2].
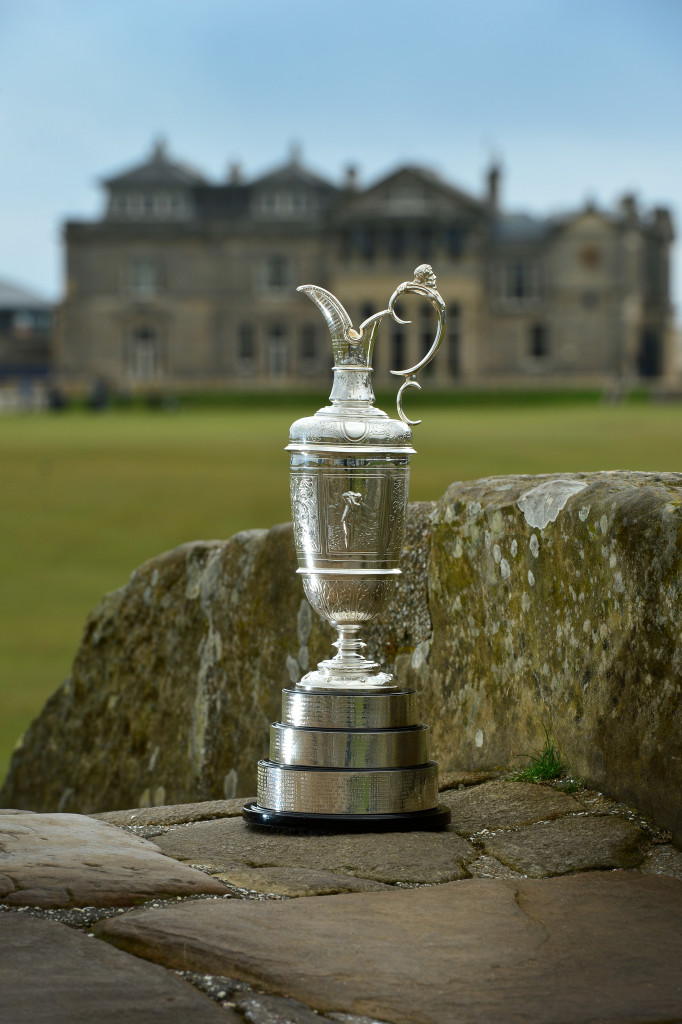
[256, 761, 439, 815]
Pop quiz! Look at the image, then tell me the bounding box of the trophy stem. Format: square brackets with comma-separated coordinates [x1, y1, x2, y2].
[298, 623, 396, 691]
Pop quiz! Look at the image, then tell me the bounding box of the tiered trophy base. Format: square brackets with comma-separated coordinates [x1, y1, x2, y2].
[242, 686, 451, 832]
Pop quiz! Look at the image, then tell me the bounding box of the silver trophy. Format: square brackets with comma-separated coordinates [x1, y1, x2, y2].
[243, 266, 451, 830]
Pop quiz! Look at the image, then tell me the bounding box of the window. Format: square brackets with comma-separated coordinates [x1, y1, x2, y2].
[355, 226, 375, 262]
[300, 325, 316, 364]
[389, 226, 406, 260]
[129, 326, 158, 379]
[421, 304, 435, 376]
[391, 330, 405, 371]
[127, 260, 159, 298]
[447, 226, 463, 258]
[238, 324, 255, 363]
[360, 302, 374, 325]
[447, 305, 461, 376]
[498, 260, 539, 302]
[266, 255, 288, 291]
[529, 324, 548, 359]
[255, 189, 316, 218]
[418, 226, 432, 262]
[267, 325, 288, 377]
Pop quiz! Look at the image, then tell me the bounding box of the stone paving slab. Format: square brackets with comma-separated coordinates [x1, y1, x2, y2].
[440, 779, 582, 835]
[437, 769, 502, 790]
[0, 914, 235, 1023]
[95, 872, 682, 1024]
[483, 813, 646, 876]
[640, 842, 682, 880]
[93, 796, 253, 827]
[0, 811, 229, 908]
[214, 865, 393, 897]
[155, 816, 477, 884]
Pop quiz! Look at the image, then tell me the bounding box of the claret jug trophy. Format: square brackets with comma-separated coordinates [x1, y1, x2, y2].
[243, 266, 451, 830]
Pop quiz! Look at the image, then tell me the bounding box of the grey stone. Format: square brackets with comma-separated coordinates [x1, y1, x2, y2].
[0, 913, 236, 1023]
[328, 1017, 391, 1024]
[440, 779, 582, 836]
[93, 797, 252, 827]
[155, 816, 476, 884]
[639, 842, 682, 881]
[397, 472, 682, 844]
[236, 992, 336, 1024]
[438, 769, 501, 790]
[4, 473, 682, 847]
[213, 865, 393, 897]
[464, 854, 526, 879]
[482, 813, 646, 876]
[0, 810, 229, 908]
[95, 873, 682, 1024]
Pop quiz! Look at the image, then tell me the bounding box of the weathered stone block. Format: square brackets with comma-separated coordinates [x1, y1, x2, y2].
[1, 473, 680, 845]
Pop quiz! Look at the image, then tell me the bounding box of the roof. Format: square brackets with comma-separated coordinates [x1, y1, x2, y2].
[250, 146, 336, 191]
[0, 279, 52, 310]
[103, 140, 208, 188]
[493, 214, 550, 243]
[346, 164, 485, 217]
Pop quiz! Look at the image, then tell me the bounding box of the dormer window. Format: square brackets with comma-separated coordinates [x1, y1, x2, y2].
[108, 189, 191, 221]
[254, 189, 317, 218]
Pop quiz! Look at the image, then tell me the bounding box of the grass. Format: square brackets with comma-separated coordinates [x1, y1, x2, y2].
[2, 390, 682, 785]
[512, 728, 566, 783]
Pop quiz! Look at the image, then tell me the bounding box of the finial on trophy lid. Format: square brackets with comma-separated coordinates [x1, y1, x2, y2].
[242, 267, 451, 832]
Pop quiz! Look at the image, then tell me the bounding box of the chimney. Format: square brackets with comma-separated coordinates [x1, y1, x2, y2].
[228, 161, 243, 185]
[344, 164, 359, 191]
[289, 141, 303, 167]
[151, 137, 168, 162]
[486, 161, 501, 211]
[620, 193, 638, 222]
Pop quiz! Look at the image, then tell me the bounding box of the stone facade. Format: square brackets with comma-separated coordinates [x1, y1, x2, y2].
[57, 142, 675, 393]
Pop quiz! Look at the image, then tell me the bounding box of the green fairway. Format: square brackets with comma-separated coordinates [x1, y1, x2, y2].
[1, 393, 681, 785]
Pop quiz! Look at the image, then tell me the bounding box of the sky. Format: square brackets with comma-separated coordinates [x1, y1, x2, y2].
[1, 0, 681, 310]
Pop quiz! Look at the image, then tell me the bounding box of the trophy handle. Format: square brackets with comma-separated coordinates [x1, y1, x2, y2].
[387, 264, 447, 425]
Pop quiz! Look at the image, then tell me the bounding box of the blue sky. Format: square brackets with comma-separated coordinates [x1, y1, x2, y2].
[1, 0, 680, 309]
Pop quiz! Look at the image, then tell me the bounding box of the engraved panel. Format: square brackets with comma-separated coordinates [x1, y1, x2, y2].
[290, 473, 320, 555]
[302, 574, 397, 624]
[324, 472, 385, 556]
[385, 472, 410, 557]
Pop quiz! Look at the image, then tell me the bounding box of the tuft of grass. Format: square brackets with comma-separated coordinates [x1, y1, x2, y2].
[512, 729, 565, 783]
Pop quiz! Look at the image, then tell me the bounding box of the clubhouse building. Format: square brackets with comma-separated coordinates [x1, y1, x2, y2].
[56, 142, 676, 393]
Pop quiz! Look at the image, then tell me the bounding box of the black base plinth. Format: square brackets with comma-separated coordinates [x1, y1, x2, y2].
[241, 801, 451, 833]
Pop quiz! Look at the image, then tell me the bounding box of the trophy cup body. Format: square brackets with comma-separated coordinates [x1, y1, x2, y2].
[243, 266, 451, 830]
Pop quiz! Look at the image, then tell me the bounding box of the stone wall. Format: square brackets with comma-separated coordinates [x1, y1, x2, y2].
[2, 472, 681, 843]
